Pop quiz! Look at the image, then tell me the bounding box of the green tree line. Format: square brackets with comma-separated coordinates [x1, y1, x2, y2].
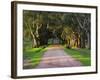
[23, 10, 91, 49]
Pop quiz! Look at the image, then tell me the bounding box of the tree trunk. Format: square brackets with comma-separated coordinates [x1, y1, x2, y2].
[81, 34, 85, 48]
[35, 24, 40, 47]
[87, 32, 91, 49]
[29, 23, 38, 48]
[32, 35, 37, 48]
[78, 37, 81, 48]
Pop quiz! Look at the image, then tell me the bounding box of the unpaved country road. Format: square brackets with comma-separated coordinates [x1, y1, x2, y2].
[36, 45, 82, 68]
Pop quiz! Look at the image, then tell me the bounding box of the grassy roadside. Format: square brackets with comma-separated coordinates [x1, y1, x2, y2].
[64, 47, 91, 66]
[23, 47, 47, 69]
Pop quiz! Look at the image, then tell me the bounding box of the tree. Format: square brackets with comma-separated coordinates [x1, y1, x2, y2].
[23, 10, 91, 49]
[74, 13, 91, 48]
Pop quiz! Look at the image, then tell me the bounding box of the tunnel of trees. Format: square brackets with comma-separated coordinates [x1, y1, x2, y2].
[23, 10, 91, 49]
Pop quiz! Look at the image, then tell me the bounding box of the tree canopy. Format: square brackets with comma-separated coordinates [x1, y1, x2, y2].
[23, 10, 91, 49]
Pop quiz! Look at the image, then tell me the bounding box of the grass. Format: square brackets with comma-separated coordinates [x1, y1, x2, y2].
[23, 47, 47, 69]
[64, 48, 91, 66]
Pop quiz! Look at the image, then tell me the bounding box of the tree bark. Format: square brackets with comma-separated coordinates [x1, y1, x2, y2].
[81, 33, 85, 48]
[87, 32, 91, 49]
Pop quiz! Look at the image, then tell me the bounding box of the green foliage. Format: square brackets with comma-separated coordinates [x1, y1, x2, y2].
[23, 10, 91, 49]
[48, 39, 53, 45]
[23, 48, 47, 69]
[64, 48, 91, 66]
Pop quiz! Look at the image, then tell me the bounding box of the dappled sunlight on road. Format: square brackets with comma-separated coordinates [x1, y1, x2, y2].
[46, 45, 64, 50]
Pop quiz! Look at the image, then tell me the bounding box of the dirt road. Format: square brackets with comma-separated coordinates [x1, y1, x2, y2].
[36, 45, 82, 68]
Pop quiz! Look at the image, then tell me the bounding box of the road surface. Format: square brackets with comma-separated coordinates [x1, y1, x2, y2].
[36, 45, 82, 68]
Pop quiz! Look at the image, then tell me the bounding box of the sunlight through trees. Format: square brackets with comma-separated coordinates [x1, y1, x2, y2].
[23, 10, 91, 49]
